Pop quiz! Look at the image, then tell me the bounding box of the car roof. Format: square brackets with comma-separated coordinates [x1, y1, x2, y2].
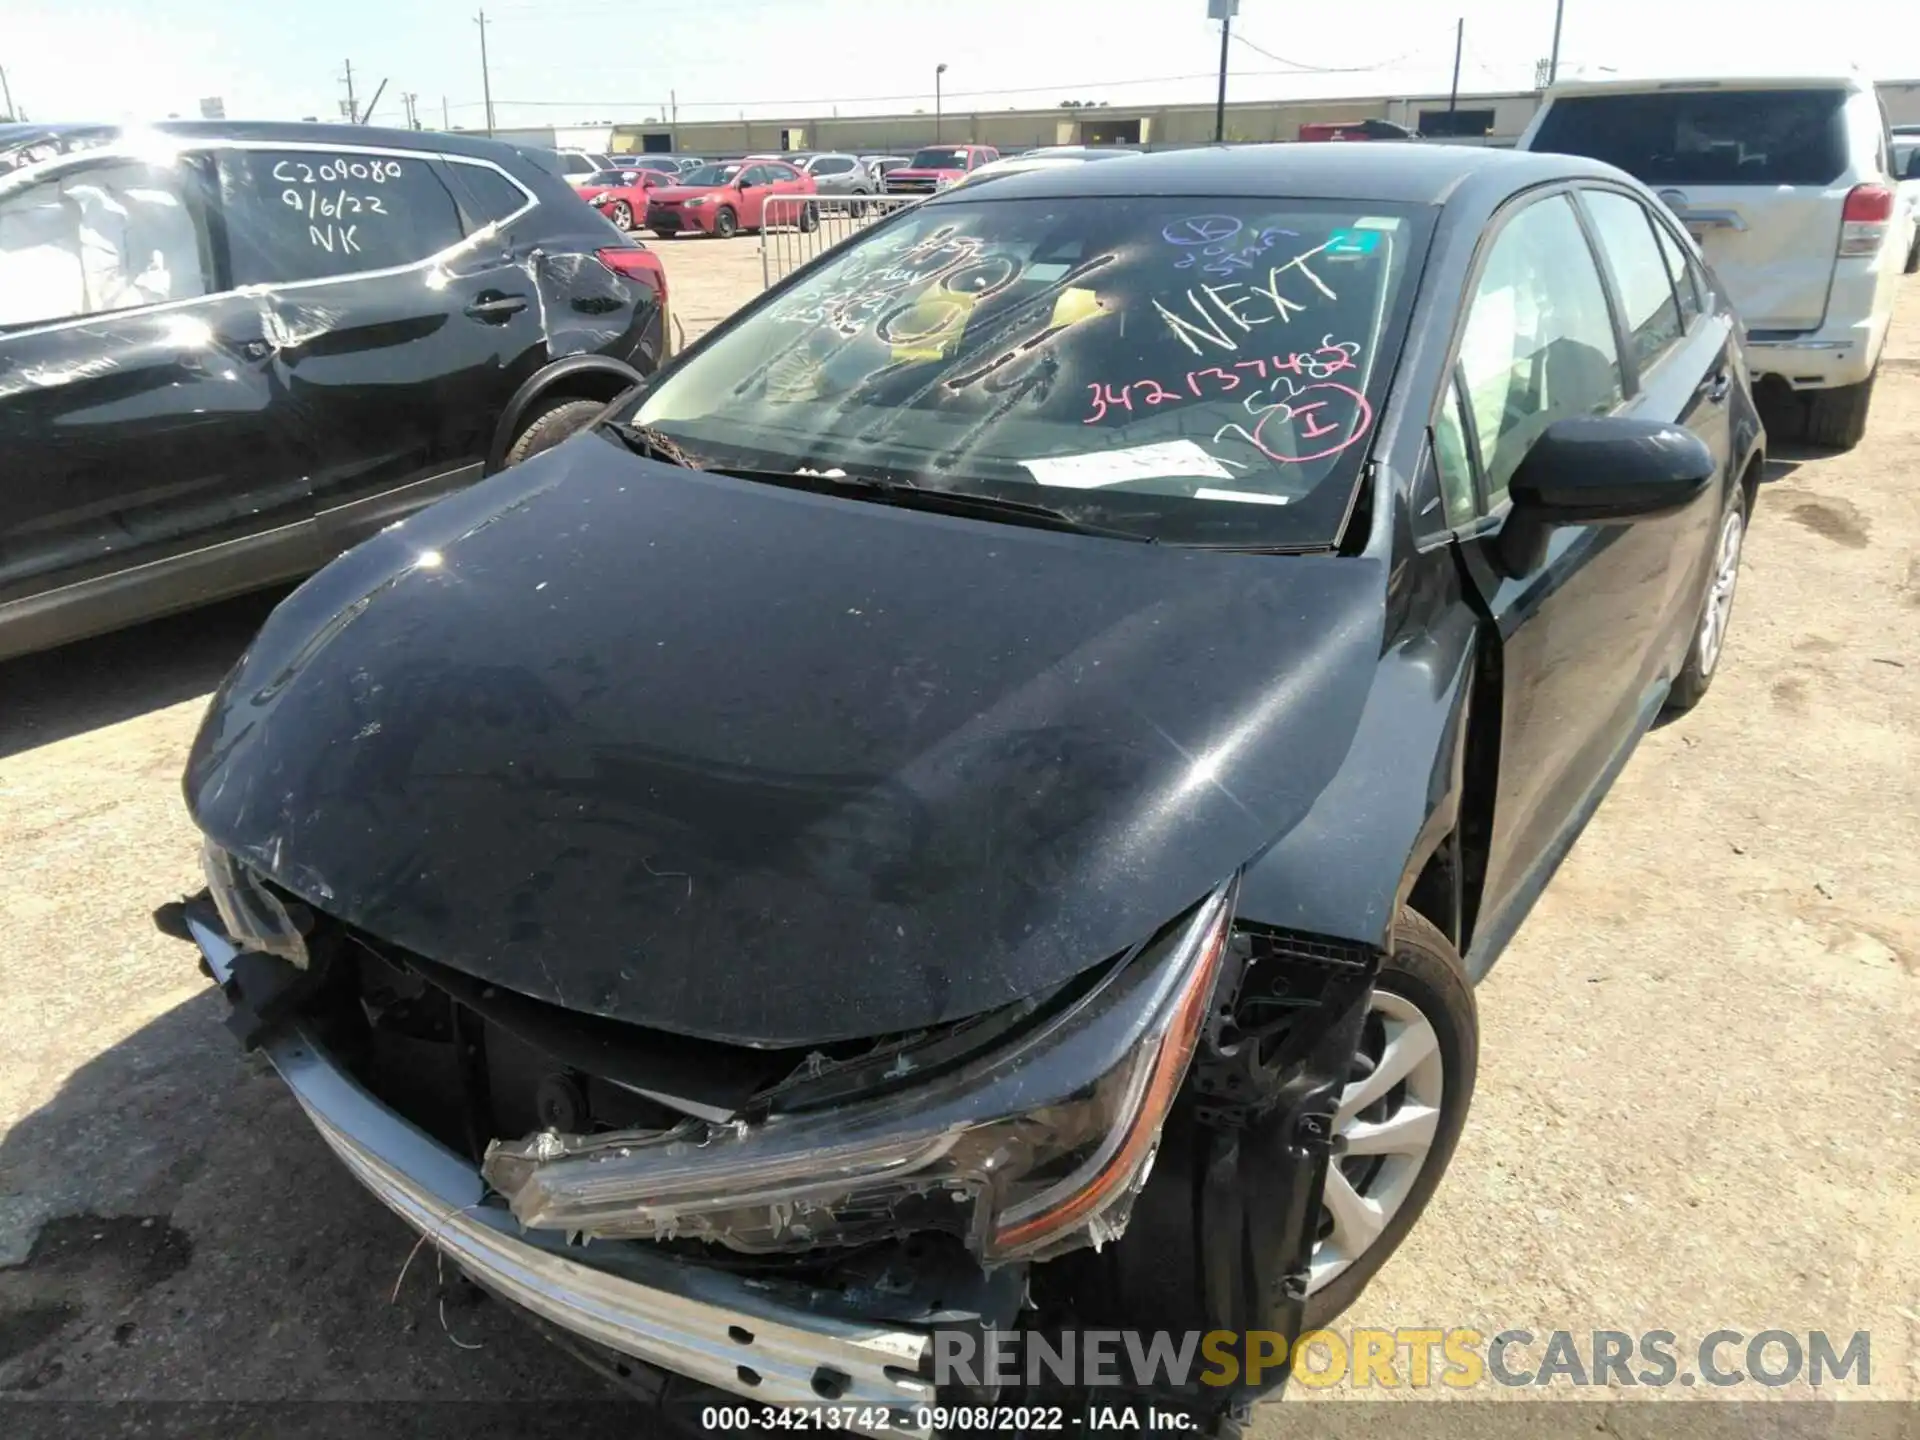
[1544, 72, 1869, 98]
[2, 118, 545, 168]
[927, 142, 1619, 205]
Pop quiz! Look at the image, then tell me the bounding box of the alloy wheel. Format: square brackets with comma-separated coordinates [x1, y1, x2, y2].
[611, 201, 633, 229]
[1307, 989, 1445, 1294]
[1695, 509, 1744, 678]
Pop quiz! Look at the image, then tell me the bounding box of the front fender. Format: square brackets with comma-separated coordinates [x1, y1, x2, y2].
[484, 354, 646, 476]
[1236, 582, 1478, 951]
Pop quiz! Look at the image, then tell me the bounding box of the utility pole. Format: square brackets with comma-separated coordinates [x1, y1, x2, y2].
[475, 8, 495, 136]
[340, 58, 359, 123]
[402, 91, 418, 129]
[442, 95, 450, 129]
[0, 64, 15, 122]
[1209, 0, 1237, 144]
[1448, 18, 1463, 120]
[935, 62, 947, 142]
[1547, 0, 1566, 85]
[670, 88, 678, 125]
[361, 78, 388, 125]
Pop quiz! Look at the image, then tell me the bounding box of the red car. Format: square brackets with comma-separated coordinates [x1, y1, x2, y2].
[581, 167, 675, 231]
[880, 143, 999, 195]
[644, 159, 816, 239]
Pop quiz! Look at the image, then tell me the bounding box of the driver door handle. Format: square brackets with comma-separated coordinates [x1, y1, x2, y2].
[464, 292, 529, 323]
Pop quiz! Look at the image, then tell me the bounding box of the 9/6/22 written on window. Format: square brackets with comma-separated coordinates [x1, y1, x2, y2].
[217, 150, 468, 285]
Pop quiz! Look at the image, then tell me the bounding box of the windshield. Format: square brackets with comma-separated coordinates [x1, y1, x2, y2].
[587, 169, 640, 186]
[681, 162, 743, 186]
[630, 195, 1431, 546]
[1532, 89, 1850, 186]
[910, 148, 970, 169]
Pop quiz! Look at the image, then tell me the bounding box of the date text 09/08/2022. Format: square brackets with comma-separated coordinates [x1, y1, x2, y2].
[698, 1404, 1197, 1432]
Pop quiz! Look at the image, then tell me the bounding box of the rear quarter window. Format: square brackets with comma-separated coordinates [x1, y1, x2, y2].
[448, 161, 533, 228]
[1532, 89, 1851, 186]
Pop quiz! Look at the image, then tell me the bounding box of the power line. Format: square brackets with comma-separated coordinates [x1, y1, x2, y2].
[468, 62, 1453, 115]
[1228, 27, 1454, 75]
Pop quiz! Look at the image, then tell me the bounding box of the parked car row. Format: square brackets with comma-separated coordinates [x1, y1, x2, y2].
[0, 121, 668, 660]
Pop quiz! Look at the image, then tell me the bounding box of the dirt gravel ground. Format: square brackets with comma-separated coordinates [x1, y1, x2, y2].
[2, 234, 1916, 1432]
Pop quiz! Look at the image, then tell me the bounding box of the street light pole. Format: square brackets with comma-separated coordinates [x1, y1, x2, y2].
[1208, 0, 1237, 144]
[935, 62, 947, 142]
[1448, 18, 1463, 120]
[475, 8, 495, 136]
[1548, 0, 1566, 85]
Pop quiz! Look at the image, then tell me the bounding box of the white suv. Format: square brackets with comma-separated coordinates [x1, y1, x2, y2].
[1519, 74, 1909, 449]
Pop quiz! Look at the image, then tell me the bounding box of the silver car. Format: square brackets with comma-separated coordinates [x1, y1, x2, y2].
[794, 151, 875, 201]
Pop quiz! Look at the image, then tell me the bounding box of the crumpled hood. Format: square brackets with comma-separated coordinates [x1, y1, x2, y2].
[184, 437, 1385, 1046]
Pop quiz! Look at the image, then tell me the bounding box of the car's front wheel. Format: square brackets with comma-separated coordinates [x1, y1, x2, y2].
[1054, 907, 1477, 1347]
[711, 206, 738, 239]
[609, 200, 633, 230]
[1300, 908, 1478, 1328]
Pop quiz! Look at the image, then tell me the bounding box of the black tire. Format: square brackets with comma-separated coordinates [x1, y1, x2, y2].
[504, 396, 606, 468]
[1905, 236, 1920, 276]
[648, 227, 672, 240]
[712, 206, 738, 239]
[1803, 371, 1876, 450]
[797, 202, 819, 233]
[609, 200, 633, 230]
[1052, 908, 1477, 1347]
[1665, 483, 1748, 714]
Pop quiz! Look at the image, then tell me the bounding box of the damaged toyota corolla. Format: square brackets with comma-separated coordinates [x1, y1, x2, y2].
[165, 144, 1761, 1434]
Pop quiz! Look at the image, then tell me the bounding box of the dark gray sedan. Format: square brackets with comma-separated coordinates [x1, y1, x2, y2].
[173, 143, 1762, 1434]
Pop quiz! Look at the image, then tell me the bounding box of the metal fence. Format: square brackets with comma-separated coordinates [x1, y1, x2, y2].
[759, 194, 919, 289]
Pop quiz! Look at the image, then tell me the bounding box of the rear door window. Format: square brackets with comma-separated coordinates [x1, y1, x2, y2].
[1532, 89, 1850, 186]
[1649, 219, 1702, 327]
[1581, 189, 1684, 371]
[214, 148, 468, 285]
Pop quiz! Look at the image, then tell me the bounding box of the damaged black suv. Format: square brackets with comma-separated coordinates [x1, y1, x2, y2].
[168, 143, 1761, 1432]
[0, 120, 666, 661]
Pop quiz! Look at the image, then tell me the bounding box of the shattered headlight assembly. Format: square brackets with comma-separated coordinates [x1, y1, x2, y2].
[484, 881, 1235, 1265]
[201, 840, 309, 968]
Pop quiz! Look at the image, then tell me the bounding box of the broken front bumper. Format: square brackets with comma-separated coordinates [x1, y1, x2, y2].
[187, 917, 939, 1435]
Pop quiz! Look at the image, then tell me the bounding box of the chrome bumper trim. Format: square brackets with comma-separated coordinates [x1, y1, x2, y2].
[190, 920, 935, 1437]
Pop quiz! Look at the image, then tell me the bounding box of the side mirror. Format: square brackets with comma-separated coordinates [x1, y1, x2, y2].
[1497, 416, 1715, 575]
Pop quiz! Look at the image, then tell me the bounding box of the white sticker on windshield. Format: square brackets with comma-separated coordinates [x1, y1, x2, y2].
[1022, 439, 1234, 490]
[1193, 488, 1289, 505]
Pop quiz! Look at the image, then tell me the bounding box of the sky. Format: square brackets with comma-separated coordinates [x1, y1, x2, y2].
[3, 0, 1913, 131]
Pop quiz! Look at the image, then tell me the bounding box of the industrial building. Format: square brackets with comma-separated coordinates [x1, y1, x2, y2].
[481, 78, 1920, 159]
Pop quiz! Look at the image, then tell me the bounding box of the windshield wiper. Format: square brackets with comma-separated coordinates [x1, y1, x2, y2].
[600, 421, 706, 469]
[716, 469, 1155, 543]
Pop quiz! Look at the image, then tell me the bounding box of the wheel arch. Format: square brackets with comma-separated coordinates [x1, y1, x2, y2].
[484, 355, 647, 476]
